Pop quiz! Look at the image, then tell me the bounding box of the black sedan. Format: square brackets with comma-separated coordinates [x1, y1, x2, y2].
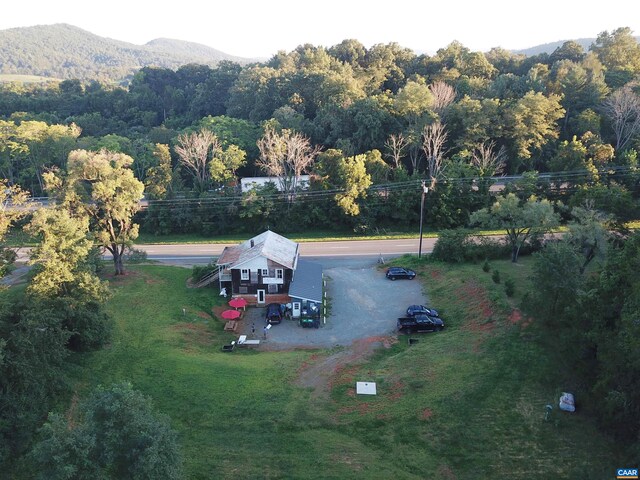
[386, 267, 416, 280]
[406, 305, 440, 318]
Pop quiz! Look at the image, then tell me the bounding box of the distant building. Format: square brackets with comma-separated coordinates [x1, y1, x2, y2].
[240, 176, 311, 193]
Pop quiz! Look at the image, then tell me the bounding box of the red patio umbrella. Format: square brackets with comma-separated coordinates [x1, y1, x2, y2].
[228, 298, 248, 310]
[221, 309, 241, 320]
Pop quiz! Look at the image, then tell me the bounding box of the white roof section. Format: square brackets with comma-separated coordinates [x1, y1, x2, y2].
[217, 230, 299, 270]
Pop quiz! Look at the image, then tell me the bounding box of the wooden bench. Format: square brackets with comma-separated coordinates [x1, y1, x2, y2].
[237, 335, 260, 347]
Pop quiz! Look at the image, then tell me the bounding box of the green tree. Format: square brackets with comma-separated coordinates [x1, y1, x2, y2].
[548, 135, 588, 171]
[45, 149, 144, 275]
[144, 144, 174, 200]
[565, 203, 612, 273]
[528, 240, 584, 321]
[30, 382, 182, 480]
[26, 207, 111, 351]
[0, 298, 71, 460]
[504, 91, 565, 167]
[470, 193, 559, 262]
[315, 149, 372, 216]
[239, 182, 279, 231]
[591, 27, 640, 87]
[448, 96, 503, 151]
[550, 40, 586, 63]
[209, 144, 246, 185]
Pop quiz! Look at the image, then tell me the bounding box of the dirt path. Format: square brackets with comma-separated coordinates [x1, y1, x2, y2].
[295, 335, 397, 399]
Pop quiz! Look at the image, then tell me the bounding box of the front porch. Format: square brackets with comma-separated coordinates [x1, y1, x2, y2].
[227, 293, 291, 307]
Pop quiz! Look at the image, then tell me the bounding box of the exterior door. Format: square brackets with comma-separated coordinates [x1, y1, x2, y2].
[257, 289, 266, 304]
[292, 301, 301, 318]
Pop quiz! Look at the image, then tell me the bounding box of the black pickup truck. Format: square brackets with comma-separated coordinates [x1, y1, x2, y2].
[397, 315, 444, 333]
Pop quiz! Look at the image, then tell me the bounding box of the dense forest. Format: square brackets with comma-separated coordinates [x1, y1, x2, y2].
[1, 26, 640, 474]
[1, 27, 639, 235]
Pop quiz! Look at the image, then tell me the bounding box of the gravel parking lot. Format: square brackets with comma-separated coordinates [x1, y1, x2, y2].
[238, 258, 428, 349]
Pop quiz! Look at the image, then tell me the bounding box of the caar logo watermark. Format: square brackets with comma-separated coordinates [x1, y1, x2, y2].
[617, 468, 638, 479]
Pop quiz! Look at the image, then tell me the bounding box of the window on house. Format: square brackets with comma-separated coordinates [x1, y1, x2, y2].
[276, 269, 283, 279]
[241, 269, 249, 280]
[261, 269, 268, 276]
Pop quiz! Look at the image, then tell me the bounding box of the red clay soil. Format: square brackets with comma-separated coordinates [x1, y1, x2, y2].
[430, 269, 443, 280]
[211, 305, 229, 320]
[508, 308, 521, 323]
[387, 380, 405, 401]
[437, 464, 458, 480]
[420, 408, 434, 420]
[508, 308, 532, 327]
[102, 270, 140, 284]
[460, 281, 497, 333]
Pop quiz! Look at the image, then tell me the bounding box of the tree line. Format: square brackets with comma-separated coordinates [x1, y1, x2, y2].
[0, 28, 638, 238]
[1, 153, 181, 477]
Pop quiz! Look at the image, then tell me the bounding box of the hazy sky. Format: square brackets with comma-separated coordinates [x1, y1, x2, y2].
[2, 0, 639, 58]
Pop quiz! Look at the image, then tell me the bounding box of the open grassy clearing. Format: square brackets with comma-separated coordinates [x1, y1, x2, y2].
[67, 261, 620, 479]
[0, 74, 60, 83]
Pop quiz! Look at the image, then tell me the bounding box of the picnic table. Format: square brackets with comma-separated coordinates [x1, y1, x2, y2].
[224, 321, 238, 332]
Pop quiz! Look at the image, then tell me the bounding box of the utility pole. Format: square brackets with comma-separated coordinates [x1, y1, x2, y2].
[418, 180, 429, 258]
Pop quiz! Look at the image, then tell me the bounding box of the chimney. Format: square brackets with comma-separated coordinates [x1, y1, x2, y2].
[250, 239, 254, 248]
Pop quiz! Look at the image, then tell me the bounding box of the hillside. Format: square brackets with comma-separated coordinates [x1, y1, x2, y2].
[0, 23, 253, 83]
[514, 36, 640, 56]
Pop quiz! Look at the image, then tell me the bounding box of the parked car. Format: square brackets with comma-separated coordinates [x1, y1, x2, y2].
[406, 305, 440, 318]
[397, 315, 444, 333]
[299, 317, 320, 328]
[265, 303, 283, 325]
[386, 267, 416, 280]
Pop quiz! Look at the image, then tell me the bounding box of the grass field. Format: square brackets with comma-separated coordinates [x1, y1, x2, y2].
[0, 74, 59, 83]
[134, 229, 435, 245]
[66, 260, 621, 479]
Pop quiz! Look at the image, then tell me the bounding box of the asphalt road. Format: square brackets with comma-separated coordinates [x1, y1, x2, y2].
[12, 237, 437, 268]
[135, 237, 438, 266]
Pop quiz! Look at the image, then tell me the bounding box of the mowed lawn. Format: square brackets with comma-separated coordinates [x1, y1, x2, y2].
[72, 262, 620, 479]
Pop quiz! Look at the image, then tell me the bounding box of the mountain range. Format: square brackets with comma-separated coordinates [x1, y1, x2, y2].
[0, 23, 254, 83]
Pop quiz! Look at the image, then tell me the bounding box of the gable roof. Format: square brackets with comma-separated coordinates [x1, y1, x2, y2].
[217, 230, 299, 270]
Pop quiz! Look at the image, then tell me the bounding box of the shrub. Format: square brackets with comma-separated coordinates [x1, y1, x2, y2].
[191, 262, 217, 282]
[504, 278, 515, 297]
[482, 259, 490, 272]
[466, 236, 511, 261]
[492, 269, 501, 284]
[124, 247, 148, 264]
[431, 229, 470, 263]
